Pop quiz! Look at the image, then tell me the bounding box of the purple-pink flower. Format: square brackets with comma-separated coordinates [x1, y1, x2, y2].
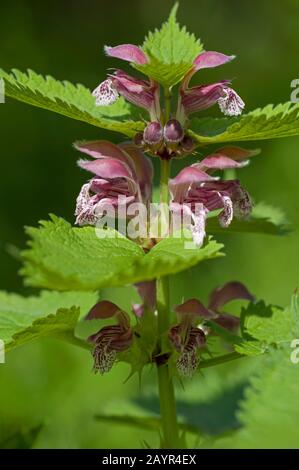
[75, 140, 153, 226]
[169, 311, 206, 377]
[104, 44, 148, 65]
[170, 146, 259, 246]
[132, 281, 157, 318]
[170, 281, 254, 376]
[93, 71, 161, 120]
[92, 43, 161, 120]
[86, 300, 133, 374]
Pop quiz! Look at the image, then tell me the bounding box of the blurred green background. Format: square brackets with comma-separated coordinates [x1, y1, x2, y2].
[0, 0, 298, 448]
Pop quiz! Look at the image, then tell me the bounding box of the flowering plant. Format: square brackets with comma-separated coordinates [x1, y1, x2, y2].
[0, 3, 299, 449]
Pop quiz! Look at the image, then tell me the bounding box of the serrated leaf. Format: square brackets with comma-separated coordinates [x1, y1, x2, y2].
[208, 217, 287, 236]
[134, 3, 203, 87]
[251, 202, 288, 227]
[189, 102, 299, 144]
[138, 234, 223, 279]
[0, 68, 144, 136]
[234, 341, 267, 357]
[0, 290, 97, 351]
[21, 216, 223, 291]
[207, 201, 289, 236]
[234, 299, 299, 357]
[291, 291, 299, 337]
[222, 348, 299, 448]
[21, 216, 145, 290]
[242, 301, 294, 345]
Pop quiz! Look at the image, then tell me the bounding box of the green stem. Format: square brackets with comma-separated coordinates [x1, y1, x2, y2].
[163, 87, 172, 124]
[199, 351, 245, 369]
[160, 158, 170, 205]
[156, 126, 180, 447]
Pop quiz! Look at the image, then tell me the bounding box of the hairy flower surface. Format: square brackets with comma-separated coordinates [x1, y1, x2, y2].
[169, 304, 207, 377]
[170, 281, 254, 376]
[74, 140, 153, 226]
[86, 300, 133, 374]
[91, 41, 245, 161]
[170, 146, 259, 246]
[92, 43, 161, 120]
[177, 51, 244, 123]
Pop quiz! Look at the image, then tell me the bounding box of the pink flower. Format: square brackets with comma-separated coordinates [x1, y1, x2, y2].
[86, 300, 133, 374]
[93, 71, 160, 120]
[170, 281, 254, 376]
[208, 281, 254, 331]
[74, 140, 153, 226]
[177, 51, 244, 122]
[104, 44, 148, 65]
[170, 146, 259, 246]
[169, 301, 208, 377]
[92, 44, 161, 120]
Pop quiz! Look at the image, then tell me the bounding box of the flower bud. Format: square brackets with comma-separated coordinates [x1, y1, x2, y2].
[133, 132, 144, 147]
[164, 119, 184, 144]
[143, 121, 163, 146]
[181, 136, 195, 154]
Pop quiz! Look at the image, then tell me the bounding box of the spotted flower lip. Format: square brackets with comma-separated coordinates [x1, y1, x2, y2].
[74, 140, 153, 226]
[177, 50, 244, 122]
[86, 300, 133, 375]
[218, 87, 245, 116]
[169, 146, 257, 246]
[93, 70, 160, 120]
[169, 301, 207, 377]
[173, 281, 255, 341]
[177, 80, 231, 119]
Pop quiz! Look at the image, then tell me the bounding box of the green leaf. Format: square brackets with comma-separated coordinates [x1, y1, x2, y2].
[207, 202, 289, 236]
[234, 299, 299, 356]
[291, 290, 299, 337]
[189, 102, 299, 144]
[241, 301, 294, 345]
[218, 348, 299, 448]
[0, 68, 144, 136]
[94, 413, 200, 435]
[0, 424, 42, 449]
[134, 357, 258, 438]
[21, 216, 223, 291]
[137, 233, 223, 280]
[134, 3, 203, 87]
[234, 341, 267, 357]
[0, 290, 97, 351]
[21, 216, 145, 290]
[207, 321, 243, 345]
